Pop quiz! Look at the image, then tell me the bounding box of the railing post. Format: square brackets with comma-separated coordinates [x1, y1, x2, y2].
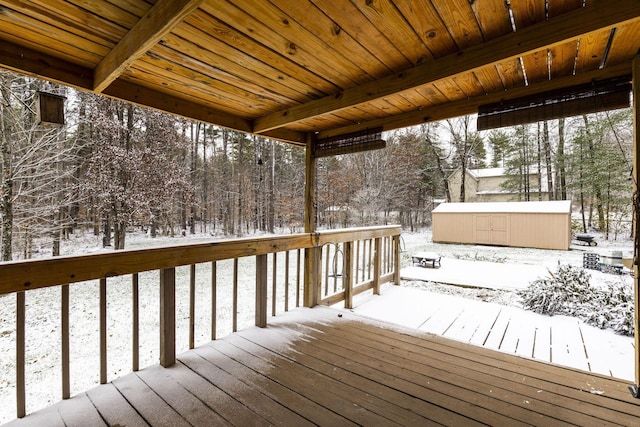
[304, 247, 321, 307]
[343, 241, 353, 309]
[373, 237, 382, 295]
[160, 268, 176, 368]
[393, 234, 401, 285]
[256, 254, 268, 328]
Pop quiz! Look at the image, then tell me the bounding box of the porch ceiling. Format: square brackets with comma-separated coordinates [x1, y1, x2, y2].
[1, 0, 639, 146]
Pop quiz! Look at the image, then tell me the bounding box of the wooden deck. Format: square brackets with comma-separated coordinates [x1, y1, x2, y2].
[5, 306, 640, 426]
[353, 286, 635, 381]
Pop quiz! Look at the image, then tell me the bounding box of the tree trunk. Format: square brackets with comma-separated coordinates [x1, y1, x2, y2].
[557, 118, 567, 200]
[102, 213, 112, 247]
[0, 118, 13, 261]
[268, 140, 275, 233]
[0, 74, 13, 261]
[536, 123, 542, 201]
[543, 121, 554, 200]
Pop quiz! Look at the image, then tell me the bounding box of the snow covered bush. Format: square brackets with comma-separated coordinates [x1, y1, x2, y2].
[519, 264, 634, 336]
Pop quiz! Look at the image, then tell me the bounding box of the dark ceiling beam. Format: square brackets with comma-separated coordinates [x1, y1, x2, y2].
[253, 0, 640, 134]
[93, 0, 204, 93]
[316, 62, 632, 140]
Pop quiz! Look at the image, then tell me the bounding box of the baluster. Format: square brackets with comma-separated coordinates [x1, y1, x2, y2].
[132, 273, 139, 372]
[393, 234, 401, 285]
[62, 284, 70, 399]
[100, 278, 107, 384]
[16, 291, 25, 418]
[333, 244, 338, 293]
[367, 238, 373, 280]
[355, 240, 360, 284]
[296, 249, 301, 308]
[284, 251, 290, 312]
[271, 253, 277, 317]
[362, 239, 367, 282]
[324, 245, 329, 296]
[211, 261, 217, 341]
[189, 264, 196, 349]
[232, 259, 238, 333]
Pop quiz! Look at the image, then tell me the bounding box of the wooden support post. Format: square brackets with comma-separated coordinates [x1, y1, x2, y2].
[99, 278, 107, 384]
[296, 249, 301, 308]
[16, 291, 25, 418]
[373, 237, 382, 295]
[344, 241, 353, 309]
[632, 53, 640, 395]
[304, 132, 320, 307]
[256, 254, 268, 328]
[160, 268, 176, 368]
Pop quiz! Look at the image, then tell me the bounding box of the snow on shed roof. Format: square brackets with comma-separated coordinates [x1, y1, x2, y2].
[432, 200, 572, 214]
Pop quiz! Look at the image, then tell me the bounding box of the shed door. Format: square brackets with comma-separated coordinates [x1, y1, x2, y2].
[490, 215, 509, 246]
[474, 215, 510, 246]
[475, 215, 491, 244]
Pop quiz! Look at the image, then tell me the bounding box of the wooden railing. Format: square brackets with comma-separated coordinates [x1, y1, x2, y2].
[0, 225, 401, 420]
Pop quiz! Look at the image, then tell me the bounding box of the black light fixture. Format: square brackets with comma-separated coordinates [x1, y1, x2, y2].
[477, 76, 631, 130]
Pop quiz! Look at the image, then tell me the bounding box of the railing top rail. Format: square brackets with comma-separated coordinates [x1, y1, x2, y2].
[0, 226, 401, 296]
[316, 225, 402, 244]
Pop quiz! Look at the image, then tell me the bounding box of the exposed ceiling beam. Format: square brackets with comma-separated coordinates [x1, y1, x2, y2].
[0, 39, 94, 90]
[93, 0, 204, 93]
[316, 62, 632, 140]
[253, 0, 640, 134]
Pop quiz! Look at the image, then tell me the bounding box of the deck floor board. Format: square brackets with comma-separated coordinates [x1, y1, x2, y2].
[5, 306, 640, 427]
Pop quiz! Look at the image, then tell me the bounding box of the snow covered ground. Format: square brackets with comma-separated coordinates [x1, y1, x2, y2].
[0, 228, 636, 424]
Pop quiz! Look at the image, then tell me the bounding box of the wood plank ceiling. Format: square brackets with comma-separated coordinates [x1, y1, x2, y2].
[1, 0, 639, 146]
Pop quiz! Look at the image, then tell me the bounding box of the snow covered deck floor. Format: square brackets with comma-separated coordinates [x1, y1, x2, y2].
[353, 286, 635, 381]
[5, 306, 640, 426]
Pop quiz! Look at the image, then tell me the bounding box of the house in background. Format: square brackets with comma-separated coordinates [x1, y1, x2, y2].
[447, 167, 551, 202]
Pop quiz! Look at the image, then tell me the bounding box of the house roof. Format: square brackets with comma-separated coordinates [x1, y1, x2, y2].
[433, 200, 572, 214]
[1, 1, 638, 146]
[469, 168, 507, 178]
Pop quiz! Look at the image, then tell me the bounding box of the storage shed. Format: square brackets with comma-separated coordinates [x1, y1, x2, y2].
[432, 200, 572, 250]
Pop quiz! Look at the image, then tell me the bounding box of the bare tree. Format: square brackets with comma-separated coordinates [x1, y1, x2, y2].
[0, 71, 79, 260]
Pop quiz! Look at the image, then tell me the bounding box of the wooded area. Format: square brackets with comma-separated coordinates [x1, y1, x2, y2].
[0, 70, 633, 261]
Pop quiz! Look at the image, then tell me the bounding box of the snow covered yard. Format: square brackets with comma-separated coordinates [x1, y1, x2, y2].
[363, 230, 636, 380]
[0, 229, 636, 424]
